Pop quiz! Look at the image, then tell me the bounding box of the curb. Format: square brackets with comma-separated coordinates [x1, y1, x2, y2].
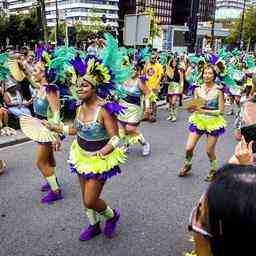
[0, 136, 30, 149]
[0, 129, 31, 149]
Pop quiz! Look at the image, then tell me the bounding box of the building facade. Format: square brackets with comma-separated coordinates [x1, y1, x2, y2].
[172, 0, 216, 25]
[7, 0, 119, 28]
[0, 0, 8, 15]
[118, 0, 173, 25]
[199, 0, 216, 21]
[216, 0, 248, 20]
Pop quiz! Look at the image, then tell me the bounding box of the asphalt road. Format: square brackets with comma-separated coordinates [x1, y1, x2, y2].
[0, 107, 236, 256]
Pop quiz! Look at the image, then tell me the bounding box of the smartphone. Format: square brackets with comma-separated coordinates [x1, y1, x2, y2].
[241, 124, 256, 153]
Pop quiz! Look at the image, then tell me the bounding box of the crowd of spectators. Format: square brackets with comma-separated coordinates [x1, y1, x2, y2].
[0, 45, 77, 135]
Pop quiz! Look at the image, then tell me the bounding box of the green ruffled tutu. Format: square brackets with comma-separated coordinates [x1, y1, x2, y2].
[117, 99, 143, 124]
[168, 81, 183, 95]
[68, 140, 127, 180]
[189, 112, 227, 137]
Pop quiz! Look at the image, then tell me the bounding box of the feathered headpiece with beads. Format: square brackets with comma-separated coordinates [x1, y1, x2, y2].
[71, 33, 133, 114]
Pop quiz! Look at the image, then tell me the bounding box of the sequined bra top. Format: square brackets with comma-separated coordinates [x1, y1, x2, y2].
[124, 80, 142, 98]
[203, 97, 219, 110]
[123, 79, 142, 105]
[198, 87, 219, 111]
[74, 106, 109, 142]
[33, 89, 48, 118]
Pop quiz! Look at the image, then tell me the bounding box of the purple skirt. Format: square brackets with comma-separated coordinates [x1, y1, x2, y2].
[189, 123, 225, 137]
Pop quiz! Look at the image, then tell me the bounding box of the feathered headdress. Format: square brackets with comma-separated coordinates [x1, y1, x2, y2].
[71, 33, 133, 114]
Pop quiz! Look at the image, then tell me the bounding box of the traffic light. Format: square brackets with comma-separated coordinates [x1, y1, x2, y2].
[101, 14, 107, 23]
[68, 27, 76, 46]
[184, 31, 190, 45]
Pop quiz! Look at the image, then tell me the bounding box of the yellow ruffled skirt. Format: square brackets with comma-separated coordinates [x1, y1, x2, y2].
[189, 112, 227, 137]
[68, 140, 127, 180]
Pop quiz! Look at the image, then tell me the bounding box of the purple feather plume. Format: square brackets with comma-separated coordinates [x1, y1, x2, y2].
[103, 102, 126, 115]
[70, 56, 86, 76]
[35, 47, 45, 63]
[139, 75, 148, 83]
[209, 54, 218, 65]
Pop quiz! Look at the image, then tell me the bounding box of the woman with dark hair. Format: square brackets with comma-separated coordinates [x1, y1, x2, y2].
[179, 65, 226, 181]
[31, 63, 63, 203]
[45, 69, 126, 241]
[189, 159, 256, 255]
[166, 57, 184, 121]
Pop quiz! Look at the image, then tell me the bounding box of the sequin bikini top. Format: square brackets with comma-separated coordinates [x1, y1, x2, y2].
[197, 86, 219, 110]
[74, 106, 109, 142]
[33, 90, 48, 118]
[123, 79, 142, 98]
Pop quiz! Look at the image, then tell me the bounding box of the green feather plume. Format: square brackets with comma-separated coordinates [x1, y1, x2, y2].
[100, 33, 133, 84]
[0, 53, 10, 81]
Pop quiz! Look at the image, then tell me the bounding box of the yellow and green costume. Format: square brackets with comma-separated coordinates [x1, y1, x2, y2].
[68, 106, 126, 180]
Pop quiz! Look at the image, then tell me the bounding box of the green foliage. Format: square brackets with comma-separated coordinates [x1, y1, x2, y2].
[227, 5, 256, 47]
[0, 9, 41, 46]
[139, 8, 162, 40]
[49, 22, 66, 42]
[0, 7, 113, 46]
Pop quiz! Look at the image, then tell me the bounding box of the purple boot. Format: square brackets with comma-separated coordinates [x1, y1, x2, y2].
[79, 222, 101, 241]
[40, 183, 51, 192]
[103, 209, 120, 238]
[41, 191, 63, 204]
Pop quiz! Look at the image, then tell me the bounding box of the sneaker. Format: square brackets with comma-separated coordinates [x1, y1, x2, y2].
[122, 146, 130, 154]
[41, 190, 63, 203]
[79, 222, 102, 241]
[149, 117, 157, 123]
[227, 109, 234, 115]
[204, 170, 217, 182]
[166, 115, 173, 121]
[178, 163, 192, 177]
[103, 208, 120, 238]
[171, 116, 177, 122]
[142, 142, 151, 156]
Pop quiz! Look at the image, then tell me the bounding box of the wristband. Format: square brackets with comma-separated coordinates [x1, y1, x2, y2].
[49, 112, 60, 125]
[62, 125, 70, 136]
[145, 98, 150, 109]
[108, 135, 120, 148]
[96, 152, 106, 159]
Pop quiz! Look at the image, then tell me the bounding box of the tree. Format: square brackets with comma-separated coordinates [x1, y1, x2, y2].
[3, 9, 41, 46]
[227, 5, 256, 48]
[49, 22, 66, 43]
[0, 15, 7, 46]
[139, 8, 162, 41]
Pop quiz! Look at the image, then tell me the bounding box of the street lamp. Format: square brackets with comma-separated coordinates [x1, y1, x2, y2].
[211, 1, 216, 51]
[238, 0, 246, 50]
[188, 0, 200, 53]
[55, 0, 60, 46]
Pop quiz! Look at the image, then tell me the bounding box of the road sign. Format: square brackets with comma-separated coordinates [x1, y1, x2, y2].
[124, 14, 151, 46]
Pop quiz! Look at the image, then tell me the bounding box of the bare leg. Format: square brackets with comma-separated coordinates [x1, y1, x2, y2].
[205, 135, 218, 181]
[179, 132, 202, 176]
[36, 143, 55, 177]
[83, 179, 106, 212]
